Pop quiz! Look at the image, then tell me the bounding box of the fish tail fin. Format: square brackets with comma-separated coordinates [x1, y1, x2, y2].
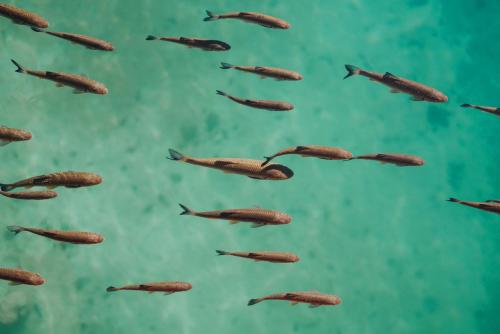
[6, 226, 24, 234]
[344, 64, 361, 79]
[179, 203, 193, 215]
[106, 286, 118, 292]
[145, 35, 157, 41]
[203, 10, 219, 21]
[216, 90, 227, 96]
[167, 148, 184, 161]
[30, 27, 45, 33]
[216, 250, 229, 256]
[261, 157, 273, 166]
[0, 184, 14, 191]
[220, 62, 233, 69]
[461, 104, 472, 108]
[10, 59, 26, 73]
[448, 197, 460, 203]
[248, 298, 262, 306]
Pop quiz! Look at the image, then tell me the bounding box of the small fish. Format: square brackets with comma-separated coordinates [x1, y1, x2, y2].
[179, 204, 291, 228]
[167, 149, 293, 180]
[8, 226, 104, 244]
[216, 90, 293, 111]
[448, 198, 500, 215]
[216, 250, 299, 262]
[0, 268, 45, 286]
[461, 104, 500, 117]
[0, 190, 57, 200]
[350, 153, 424, 167]
[0, 171, 102, 191]
[10, 59, 108, 94]
[106, 281, 192, 295]
[204, 10, 290, 29]
[248, 291, 341, 308]
[146, 35, 230, 51]
[31, 27, 114, 51]
[344, 64, 448, 103]
[220, 62, 302, 81]
[0, 126, 32, 146]
[0, 3, 48, 28]
[262, 146, 353, 166]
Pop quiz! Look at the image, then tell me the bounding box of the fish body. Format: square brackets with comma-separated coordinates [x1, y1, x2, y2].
[216, 90, 293, 111]
[0, 268, 45, 286]
[107, 281, 192, 294]
[216, 250, 299, 262]
[0, 190, 57, 200]
[263, 146, 353, 165]
[8, 226, 103, 244]
[352, 153, 424, 167]
[448, 198, 500, 214]
[0, 126, 32, 146]
[220, 62, 302, 81]
[146, 35, 230, 51]
[31, 27, 114, 51]
[461, 104, 500, 117]
[0, 3, 48, 28]
[0, 171, 102, 191]
[204, 10, 290, 29]
[180, 204, 291, 227]
[10, 59, 108, 94]
[344, 65, 448, 103]
[248, 291, 341, 307]
[168, 149, 293, 180]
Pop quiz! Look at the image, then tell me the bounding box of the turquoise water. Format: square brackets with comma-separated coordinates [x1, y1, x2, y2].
[1, 0, 499, 333]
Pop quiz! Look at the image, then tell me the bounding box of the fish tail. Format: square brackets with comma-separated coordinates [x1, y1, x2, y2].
[145, 35, 157, 41]
[10, 59, 26, 74]
[179, 203, 193, 215]
[220, 62, 233, 69]
[106, 286, 118, 292]
[216, 90, 228, 96]
[248, 298, 262, 306]
[0, 183, 14, 191]
[167, 148, 184, 161]
[203, 10, 219, 21]
[344, 64, 361, 79]
[6, 226, 24, 234]
[261, 157, 273, 166]
[461, 104, 472, 108]
[30, 27, 46, 33]
[216, 250, 229, 256]
[447, 197, 460, 203]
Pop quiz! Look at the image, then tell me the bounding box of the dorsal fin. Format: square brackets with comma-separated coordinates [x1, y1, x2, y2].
[383, 72, 398, 80]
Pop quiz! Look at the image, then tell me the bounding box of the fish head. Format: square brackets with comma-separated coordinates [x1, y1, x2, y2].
[432, 92, 448, 103]
[294, 73, 303, 80]
[184, 282, 193, 291]
[277, 21, 291, 29]
[327, 295, 342, 305]
[290, 254, 300, 262]
[93, 83, 109, 95]
[262, 164, 294, 180]
[415, 158, 425, 166]
[282, 103, 294, 111]
[82, 173, 103, 186]
[33, 274, 45, 286]
[276, 212, 292, 225]
[210, 42, 231, 51]
[95, 234, 105, 243]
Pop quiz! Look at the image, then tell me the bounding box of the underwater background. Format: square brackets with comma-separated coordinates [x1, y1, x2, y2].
[1, 0, 499, 333]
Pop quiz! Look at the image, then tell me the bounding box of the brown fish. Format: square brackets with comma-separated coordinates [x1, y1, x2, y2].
[263, 145, 353, 166]
[216, 90, 294, 111]
[106, 281, 192, 295]
[350, 153, 424, 167]
[220, 62, 302, 81]
[0, 190, 57, 200]
[10, 59, 108, 94]
[0, 171, 102, 191]
[179, 204, 291, 228]
[204, 10, 290, 29]
[167, 149, 293, 180]
[0, 126, 32, 146]
[0, 268, 45, 286]
[248, 291, 342, 308]
[448, 198, 500, 215]
[146, 35, 230, 51]
[344, 64, 448, 102]
[461, 104, 500, 117]
[0, 3, 48, 28]
[8, 226, 104, 244]
[216, 250, 299, 262]
[31, 27, 114, 51]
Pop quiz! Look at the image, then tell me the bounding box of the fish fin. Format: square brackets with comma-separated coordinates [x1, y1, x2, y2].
[261, 157, 272, 167]
[30, 27, 46, 33]
[260, 76, 267, 79]
[229, 220, 239, 225]
[178, 203, 193, 215]
[0, 141, 11, 147]
[55, 82, 64, 87]
[291, 301, 299, 306]
[216, 90, 228, 96]
[164, 292, 174, 295]
[64, 185, 81, 188]
[203, 10, 219, 21]
[24, 185, 34, 189]
[73, 89, 86, 94]
[216, 250, 229, 255]
[461, 103, 472, 108]
[486, 200, 500, 203]
[251, 223, 266, 228]
[7, 226, 24, 234]
[248, 176, 263, 180]
[390, 88, 401, 93]
[220, 62, 233, 69]
[447, 198, 459, 203]
[106, 286, 118, 292]
[248, 298, 261, 306]
[148, 291, 154, 294]
[309, 304, 321, 308]
[8, 282, 22, 286]
[167, 148, 184, 161]
[145, 35, 157, 41]
[343, 64, 361, 79]
[383, 72, 398, 80]
[410, 96, 424, 101]
[10, 59, 26, 74]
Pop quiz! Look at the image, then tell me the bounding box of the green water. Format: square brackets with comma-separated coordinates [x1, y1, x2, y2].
[1, 0, 499, 333]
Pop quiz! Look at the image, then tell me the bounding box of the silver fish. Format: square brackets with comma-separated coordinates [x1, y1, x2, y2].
[31, 27, 114, 51]
[204, 10, 290, 29]
[216, 90, 293, 111]
[220, 62, 302, 81]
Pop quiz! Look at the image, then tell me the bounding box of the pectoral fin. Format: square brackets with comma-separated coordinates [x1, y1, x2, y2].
[290, 301, 299, 306]
[309, 304, 321, 308]
[229, 220, 239, 225]
[0, 141, 10, 147]
[73, 89, 86, 94]
[164, 292, 174, 295]
[251, 223, 266, 228]
[411, 96, 424, 101]
[9, 281, 22, 286]
[390, 88, 401, 93]
[55, 83, 64, 87]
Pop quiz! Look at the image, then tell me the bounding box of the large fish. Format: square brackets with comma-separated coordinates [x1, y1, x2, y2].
[461, 103, 500, 117]
[167, 149, 293, 180]
[0, 126, 32, 146]
[0, 268, 45, 286]
[8, 226, 104, 244]
[106, 281, 192, 295]
[0, 3, 48, 28]
[262, 145, 353, 166]
[146, 35, 230, 51]
[448, 198, 500, 215]
[0, 171, 102, 191]
[31, 27, 114, 51]
[220, 62, 302, 81]
[216, 250, 299, 263]
[248, 291, 341, 308]
[216, 90, 294, 111]
[350, 153, 424, 167]
[179, 204, 291, 228]
[204, 10, 290, 29]
[344, 64, 448, 102]
[10, 59, 108, 94]
[0, 190, 57, 200]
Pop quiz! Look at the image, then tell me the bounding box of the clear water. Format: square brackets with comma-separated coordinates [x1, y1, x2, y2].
[1, 0, 499, 333]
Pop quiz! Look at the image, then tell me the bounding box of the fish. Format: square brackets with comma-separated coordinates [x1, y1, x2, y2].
[216, 90, 294, 111]
[146, 35, 230, 51]
[448, 198, 500, 215]
[220, 62, 302, 81]
[343, 64, 448, 103]
[179, 204, 291, 228]
[0, 3, 48, 28]
[350, 153, 425, 167]
[106, 281, 192, 295]
[31, 27, 114, 51]
[216, 250, 299, 262]
[0, 126, 32, 146]
[167, 149, 293, 180]
[7, 226, 104, 244]
[203, 10, 290, 29]
[0, 171, 102, 191]
[461, 104, 500, 117]
[248, 291, 341, 308]
[0, 268, 45, 286]
[262, 146, 353, 166]
[10, 59, 108, 94]
[0, 190, 57, 200]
